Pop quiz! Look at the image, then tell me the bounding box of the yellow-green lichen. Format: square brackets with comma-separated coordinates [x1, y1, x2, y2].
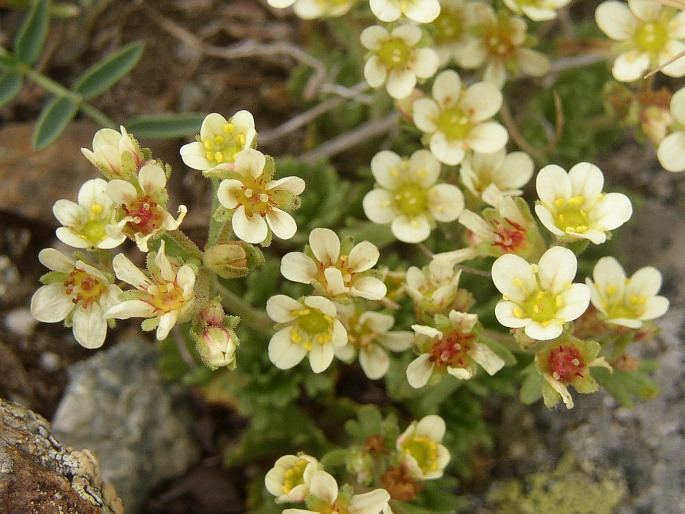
[487, 454, 626, 514]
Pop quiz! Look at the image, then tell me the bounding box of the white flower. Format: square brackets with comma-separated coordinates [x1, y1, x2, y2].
[595, 0, 685, 82]
[30, 249, 122, 349]
[503, 0, 570, 21]
[281, 228, 387, 300]
[361, 24, 439, 99]
[282, 470, 390, 514]
[53, 178, 125, 250]
[266, 295, 348, 373]
[81, 126, 144, 180]
[534, 162, 633, 245]
[430, 0, 480, 66]
[406, 311, 504, 387]
[412, 70, 508, 165]
[196, 326, 239, 370]
[335, 305, 412, 380]
[458, 184, 544, 259]
[268, 0, 357, 19]
[370, 0, 441, 23]
[363, 149, 464, 242]
[586, 256, 669, 328]
[396, 415, 450, 479]
[104, 241, 196, 340]
[657, 86, 685, 172]
[217, 148, 305, 245]
[265, 453, 321, 503]
[180, 111, 256, 173]
[460, 5, 550, 87]
[459, 148, 534, 198]
[404, 257, 474, 315]
[106, 162, 187, 252]
[491, 246, 591, 340]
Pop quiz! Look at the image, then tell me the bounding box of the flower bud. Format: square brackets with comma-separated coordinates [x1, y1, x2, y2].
[196, 326, 238, 370]
[203, 241, 265, 279]
[81, 126, 146, 180]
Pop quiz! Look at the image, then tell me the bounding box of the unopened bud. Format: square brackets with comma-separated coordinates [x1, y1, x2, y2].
[196, 326, 238, 370]
[203, 241, 264, 279]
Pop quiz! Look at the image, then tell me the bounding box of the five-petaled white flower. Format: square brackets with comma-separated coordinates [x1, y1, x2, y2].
[265, 453, 322, 503]
[492, 246, 591, 340]
[30, 249, 122, 349]
[106, 162, 187, 252]
[105, 240, 196, 340]
[335, 305, 412, 380]
[459, 148, 534, 198]
[363, 149, 464, 243]
[595, 0, 685, 82]
[396, 415, 451, 479]
[266, 0, 357, 19]
[361, 24, 439, 99]
[407, 310, 504, 387]
[460, 5, 550, 88]
[217, 148, 305, 245]
[534, 162, 633, 245]
[413, 70, 508, 165]
[503, 0, 570, 21]
[281, 227, 387, 300]
[282, 469, 390, 514]
[657, 86, 685, 172]
[266, 295, 347, 373]
[430, 0, 479, 66]
[180, 111, 256, 174]
[586, 256, 670, 329]
[370, 0, 441, 23]
[81, 126, 144, 180]
[53, 178, 125, 250]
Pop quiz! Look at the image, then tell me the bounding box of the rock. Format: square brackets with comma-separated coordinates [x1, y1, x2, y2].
[51, 340, 200, 514]
[0, 397, 123, 514]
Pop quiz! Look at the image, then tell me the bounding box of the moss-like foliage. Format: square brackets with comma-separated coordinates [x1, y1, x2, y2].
[487, 454, 626, 514]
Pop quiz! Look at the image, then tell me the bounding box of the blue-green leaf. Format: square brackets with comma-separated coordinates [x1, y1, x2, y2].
[124, 112, 205, 139]
[32, 95, 78, 150]
[73, 41, 144, 100]
[0, 72, 24, 109]
[15, 0, 51, 65]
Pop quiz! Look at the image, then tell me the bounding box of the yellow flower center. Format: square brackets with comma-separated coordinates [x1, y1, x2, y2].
[377, 37, 413, 70]
[484, 21, 516, 58]
[552, 195, 595, 234]
[604, 286, 646, 320]
[202, 122, 247, 165]
[290, 308, 334, 351]
[515, 290, 561, 326]
[233, 176, 274, 219]
[148, 280, 188, 314]
[64, 268, 107, 309]
[282, 458, 308, 494]
[434, 9, 463, 44]
[393, 182, 428, 217]
[79, 203, 109, 244]
[435, 105, 472, 141]
[400, 435, 439, 475]
[635, 21, 669, 53]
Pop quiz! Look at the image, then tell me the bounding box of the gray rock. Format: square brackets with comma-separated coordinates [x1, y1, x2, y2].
[51, 340, 201, 514]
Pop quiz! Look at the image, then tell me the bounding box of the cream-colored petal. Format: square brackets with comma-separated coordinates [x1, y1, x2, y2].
[595, 1, 638, 40]
[491, 253, 537, 301]
[537, 246, 577, 293]
[281, 252, 317, 283]
[406, 353, 434, 388]
[536, 164, 572, 205]
[30, 284, 73, 323]
[363, 189, 398, 224]
[266, 294, 303, 323]
[269, 328, 307, 370]
[266, 208, 298, 240]
[232, 206, 268, 244]
[350, 276, 387, 300]
[428, 184, 464, 222]
[657, 131, 685, 172]
[612, 50, 650, 82]
[462, 82, 503, 120]
[494, 300, 530, 328]
[309, 343, 335, 373]
[72, 304, 107, 349]
[391, 214, 431, 243]
[310, 227, 340, 263]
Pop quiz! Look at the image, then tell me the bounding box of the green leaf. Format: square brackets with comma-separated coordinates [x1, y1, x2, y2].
[124, 112, 205, 139]
[519, 363, 544, 405]
[32, 95, 78, 150]
[593, 365, 660, 409]
[72, 41, 144, 100]
[14, 0, 51, 65]
[0, 72, 24, 109]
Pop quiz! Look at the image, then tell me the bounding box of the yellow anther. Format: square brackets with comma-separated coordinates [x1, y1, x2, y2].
[223, 123, 235, 133]
[206, 151, 214, 161]
[214, 151, 224, 163]
[569, 195, 584, 206]
[389, 167, 399, 177]
[575, 226, 588, 233]
[90, 204, 103, 215]
[606, 285, 617, 295]
[629, 295, 645, 305]
[513, 277, 523, 287]
[555, 295, 562, 307]
[203, 140, 212, 150]
[513, 308, 524, 318]
[554, 198, 566, 209]
[237, 134, 246, 146]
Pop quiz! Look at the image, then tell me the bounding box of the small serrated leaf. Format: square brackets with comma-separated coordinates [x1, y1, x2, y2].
[32, 95, 78, 150]
[124, 112, 205, 139]
[72, 41, 144, 100]
[0, 72, 24, 109]
[14, 0, 51, 65]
